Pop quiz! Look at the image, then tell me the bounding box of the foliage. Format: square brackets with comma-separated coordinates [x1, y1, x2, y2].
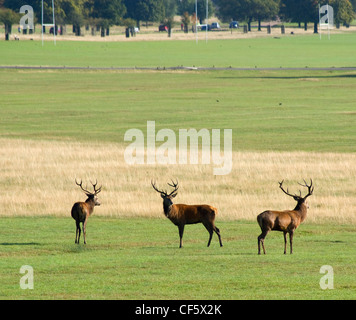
[331, 0, 355, 26]
[217, 0, 279, 22]
[122, 17, 136, 28]
[0, 7, 19, 25]
[124, 0, 165, 27]
[0, 0, 354, 30]
[90, 0, 126, 25]
[181, 11, 190, 33]
[178, 0, 215, 23]
[0, 7, 20, 39]
[280, 0, 327, 24]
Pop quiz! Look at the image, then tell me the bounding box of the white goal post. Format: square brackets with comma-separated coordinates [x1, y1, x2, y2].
[42, 0, 56, 45]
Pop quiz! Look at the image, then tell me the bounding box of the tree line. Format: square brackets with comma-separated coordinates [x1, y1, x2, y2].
[219, 0, 355, 33]
[0, 0, 355, 39]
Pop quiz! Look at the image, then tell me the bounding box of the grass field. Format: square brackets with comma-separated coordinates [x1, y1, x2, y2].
[1, 69, 355, 152]
[0, 34, 355, 300]
[1, 33, 356, 68]
[1, 217, 356, 300]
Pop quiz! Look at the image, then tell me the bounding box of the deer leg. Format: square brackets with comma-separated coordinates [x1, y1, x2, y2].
[83, 219, 87, 244]
[178, 225, 184, 248]
[214, 226, 223, 247]
[203, 222, 214, 247]
[258, 230, 269, 255]
[283, 231, 287, 254]
[75, 221, 81, 244]
[289, 231, 294, 254]
[207, 230, 213, 247]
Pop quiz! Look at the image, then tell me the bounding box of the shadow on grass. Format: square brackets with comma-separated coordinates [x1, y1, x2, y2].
[0, 242, 42, 246]
[216, 73, 356, 80]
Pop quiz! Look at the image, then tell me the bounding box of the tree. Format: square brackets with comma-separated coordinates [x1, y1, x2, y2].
[83, 0, 126, 36]
[124, 0, 165, 28]
[217, 0, 278, 31]
[350, 0, 356, 12]
[162, 0, 177, 37]
[55, 0, 86, 34]
[255, 0, 280, 31]
[164, 16, 175, 37]
[330, 0, 355, 27]
[0, 7, 19, 40]
[181, 11, 190, 33]
[178, 0, 215, 24]
[163, 0, 177, 18]
[279, 0, 305, 25]
[67, 0, 86, 36]
[280, 0, 324, 32]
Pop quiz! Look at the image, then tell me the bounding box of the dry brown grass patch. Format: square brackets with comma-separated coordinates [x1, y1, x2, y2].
[0, 138, 355, 223]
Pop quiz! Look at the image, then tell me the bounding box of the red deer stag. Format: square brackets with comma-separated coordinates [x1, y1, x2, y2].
[257, 179, 314, 255]
[71, 179, 102, 244]
[151, 179, 223, 248]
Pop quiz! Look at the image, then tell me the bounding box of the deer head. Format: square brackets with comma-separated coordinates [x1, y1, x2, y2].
[151, 179, 179, 209]
[75, 179, 102, 206]
[279, 179, 314, 208]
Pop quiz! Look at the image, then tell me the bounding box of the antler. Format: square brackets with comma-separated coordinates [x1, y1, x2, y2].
[75, 179, 92, 196]
[279, 179, 314, 200]
[279, 180, 298, 199]
[151, 179, 179, 197]
[76, 179, 102, 196]
[91, 179, 102, 195]
[151, 179, 167, 196]
[167, 179, 179, 197]
[298, 178, 314, 199]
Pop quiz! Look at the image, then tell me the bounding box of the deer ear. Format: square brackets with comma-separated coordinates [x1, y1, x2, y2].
[171, 192, 177, 198]
[293, 196, 300, 201]
[160, 193, 165, 199]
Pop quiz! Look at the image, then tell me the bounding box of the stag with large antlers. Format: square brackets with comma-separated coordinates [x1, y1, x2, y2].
[151, 179, 223, 248]
[257, 179, 314, 255]
[71, 179, 102, 244]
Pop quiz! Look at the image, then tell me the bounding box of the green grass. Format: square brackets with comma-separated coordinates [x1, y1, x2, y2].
[1, 36, 355, 300]
[1, 33, 356, 68]
[1, 217, 355, 299]
[0, 68, 355, 152]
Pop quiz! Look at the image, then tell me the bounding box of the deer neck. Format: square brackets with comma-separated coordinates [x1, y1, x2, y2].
[85, 198, 95, 215]
[163, 201, 173, 217]
[293, 202, 308, 222]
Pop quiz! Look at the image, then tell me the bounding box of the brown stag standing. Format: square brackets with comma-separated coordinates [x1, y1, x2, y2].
[71, 179, 102, 244]
[257, 179, 314, 255]
[151, 179, 223, 248]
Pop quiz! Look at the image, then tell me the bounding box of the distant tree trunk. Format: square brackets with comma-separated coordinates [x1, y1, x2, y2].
[304, 22, 307, 30]
[258, 19, 262, 31]
[313, 22, 318, 34]
[73, 25, 81, 36]
[248, 19, 252, 32]
[4, 23, 11, 40]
